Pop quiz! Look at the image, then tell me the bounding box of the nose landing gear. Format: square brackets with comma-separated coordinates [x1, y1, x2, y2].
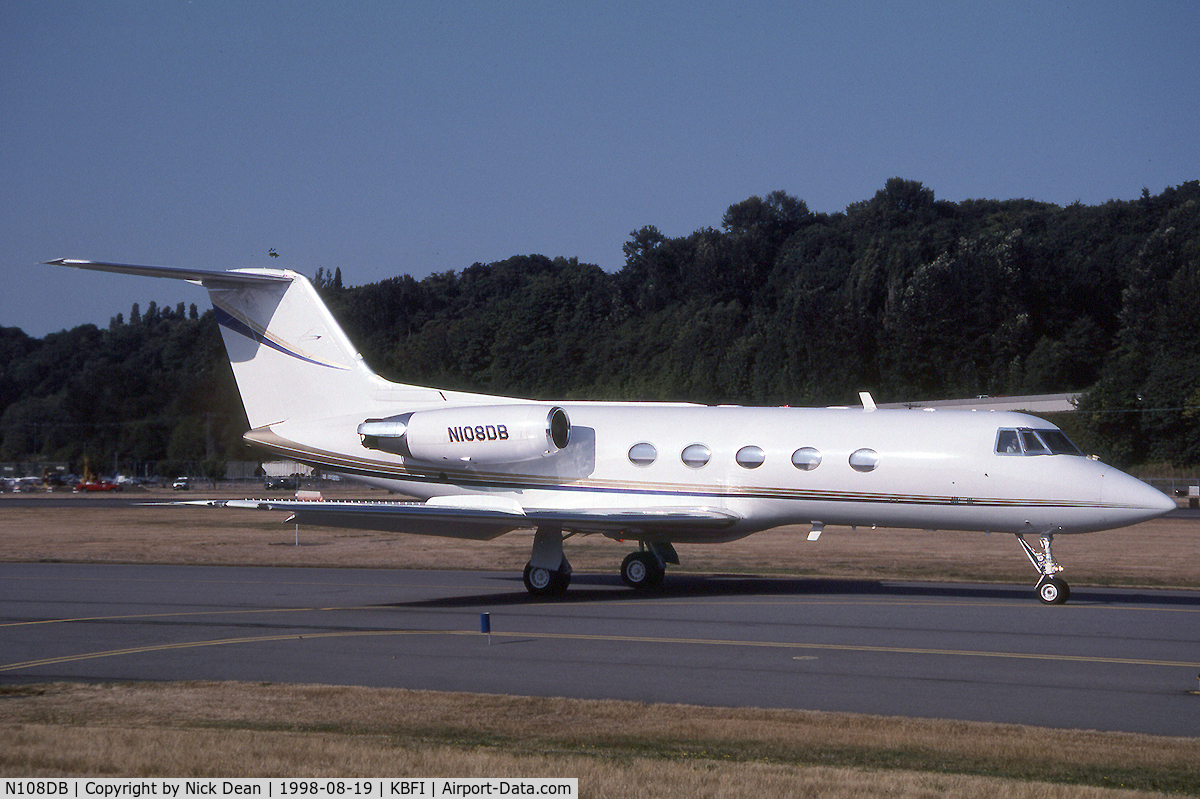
[1016, 533, 1070, 604]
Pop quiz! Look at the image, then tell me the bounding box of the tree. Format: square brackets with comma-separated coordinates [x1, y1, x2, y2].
[722, 190, 811, 242]
[6, 181, 1200, 467]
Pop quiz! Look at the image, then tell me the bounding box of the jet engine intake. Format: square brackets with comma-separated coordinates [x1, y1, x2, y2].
[359, 405, 570, 464]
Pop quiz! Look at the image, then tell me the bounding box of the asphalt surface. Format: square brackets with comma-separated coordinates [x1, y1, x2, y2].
[2, 562, 1198, 737]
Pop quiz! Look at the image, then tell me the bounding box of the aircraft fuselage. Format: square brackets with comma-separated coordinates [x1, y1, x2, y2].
[252, 403, 1172, 541]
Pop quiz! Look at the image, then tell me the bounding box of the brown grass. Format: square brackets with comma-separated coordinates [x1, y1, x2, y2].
[2, 682, 1197, 796]
[2, 490, 1198, 795]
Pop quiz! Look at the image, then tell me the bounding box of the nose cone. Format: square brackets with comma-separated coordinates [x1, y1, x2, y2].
[1102, 469, 1177, 527]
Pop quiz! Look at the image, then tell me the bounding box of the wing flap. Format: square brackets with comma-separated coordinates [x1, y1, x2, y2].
[525, 506, 740, 535]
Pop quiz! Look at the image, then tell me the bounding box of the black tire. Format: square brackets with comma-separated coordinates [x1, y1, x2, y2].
[1036, 576, 1069, 605]
[550, 559, 572, 593]
[621, 551, 664, 589]
[523, 560, 571, 596]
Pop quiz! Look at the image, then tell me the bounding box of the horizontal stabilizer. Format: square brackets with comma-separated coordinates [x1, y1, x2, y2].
[46, 259, 291, 287]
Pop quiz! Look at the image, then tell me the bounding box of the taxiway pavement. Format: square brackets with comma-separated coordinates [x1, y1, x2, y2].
[2, 562, 1198, 737]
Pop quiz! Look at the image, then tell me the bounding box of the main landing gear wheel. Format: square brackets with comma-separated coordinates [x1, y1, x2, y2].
[523, 560, 571, 596]
[1036, 575, 1070, 605]
[621, 551, 665, 589]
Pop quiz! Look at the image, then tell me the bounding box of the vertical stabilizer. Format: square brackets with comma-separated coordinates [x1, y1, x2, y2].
[204, 270, 389, 428]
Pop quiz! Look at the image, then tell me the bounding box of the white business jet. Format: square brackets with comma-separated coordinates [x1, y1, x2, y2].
[47, 259, 1176, 603]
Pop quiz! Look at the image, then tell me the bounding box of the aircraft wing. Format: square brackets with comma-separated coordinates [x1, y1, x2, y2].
[171, 497, 741, 541]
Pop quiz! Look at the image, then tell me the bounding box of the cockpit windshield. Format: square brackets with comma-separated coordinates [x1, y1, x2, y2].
[995, 428, 1083, 456]
[1020, 430, 1047, 454]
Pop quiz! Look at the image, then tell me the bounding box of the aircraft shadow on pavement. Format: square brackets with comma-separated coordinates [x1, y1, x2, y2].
[381, 573, 1199, 610]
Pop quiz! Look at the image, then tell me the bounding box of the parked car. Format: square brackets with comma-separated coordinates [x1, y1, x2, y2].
[172, 476, 190, 490]
[264, 475, 299, 490]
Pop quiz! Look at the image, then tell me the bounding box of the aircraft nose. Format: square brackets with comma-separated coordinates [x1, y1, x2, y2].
[1102, 470, 1176, 525]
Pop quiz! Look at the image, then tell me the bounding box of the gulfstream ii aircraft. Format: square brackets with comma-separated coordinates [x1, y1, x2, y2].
[48, 259, 1176, 604]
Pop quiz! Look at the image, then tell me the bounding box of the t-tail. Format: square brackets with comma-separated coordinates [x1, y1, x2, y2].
[45, 259, 473, 431]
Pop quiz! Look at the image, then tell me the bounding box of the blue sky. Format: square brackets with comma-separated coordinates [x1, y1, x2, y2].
[4, 0, 1198, 337]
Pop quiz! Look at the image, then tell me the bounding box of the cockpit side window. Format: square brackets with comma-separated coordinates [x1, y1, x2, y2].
[996, 429, 1020, 454]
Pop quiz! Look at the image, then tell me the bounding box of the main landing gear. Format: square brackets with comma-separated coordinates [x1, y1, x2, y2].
[624, 537, 681, 587]
[621, 542, 678, 589]
[620, 551, 663, 588]
[522, 559, 572, 595]
[521, 529, 679, 596]
[1016, 533, 1070, 605]
[522, 526, 572, 596]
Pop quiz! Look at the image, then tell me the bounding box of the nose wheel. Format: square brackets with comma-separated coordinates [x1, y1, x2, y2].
[1036, 575, 1070, 605]
[1017, 533, 1070, 605]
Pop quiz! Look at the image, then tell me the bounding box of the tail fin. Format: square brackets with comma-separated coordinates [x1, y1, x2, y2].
[47, 260, 451, 429]
[203, 268, 392, 428]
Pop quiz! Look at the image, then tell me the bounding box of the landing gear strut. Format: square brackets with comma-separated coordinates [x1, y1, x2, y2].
[1016, 533, 1070, 605]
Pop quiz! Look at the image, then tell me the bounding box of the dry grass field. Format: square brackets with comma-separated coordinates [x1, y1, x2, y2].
[3, 682, 1199, 797]
[2, 489, 1198, 796]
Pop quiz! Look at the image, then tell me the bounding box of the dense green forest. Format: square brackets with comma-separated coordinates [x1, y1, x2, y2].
[3, 178, 1199, 474]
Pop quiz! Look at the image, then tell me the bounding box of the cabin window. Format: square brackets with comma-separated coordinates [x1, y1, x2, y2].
[736, 445, 765, 469]
[628, 442, 657, 466]
[681, 443, 711, 468]
[791, 447, 822, 471]
[849, 448, 879, 472]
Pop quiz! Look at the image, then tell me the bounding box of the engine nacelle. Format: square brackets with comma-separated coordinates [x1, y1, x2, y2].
[358, 405, 570, 464]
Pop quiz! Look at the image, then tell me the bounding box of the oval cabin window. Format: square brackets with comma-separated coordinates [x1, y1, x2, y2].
[736, 446, 765, 469]
[681, 443, 711, 468]
[791, 447, 822, 471]
[628, 442, 657, 467]
[849, 448, 879, 472]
